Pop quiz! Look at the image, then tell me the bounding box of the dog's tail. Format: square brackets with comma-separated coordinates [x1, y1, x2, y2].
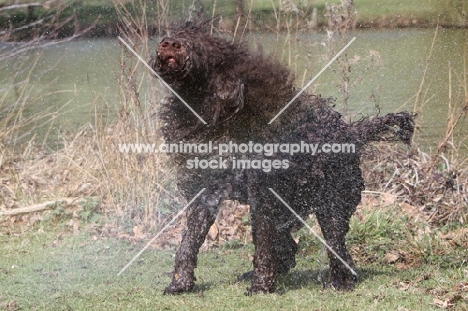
[352, 112, 415, 145]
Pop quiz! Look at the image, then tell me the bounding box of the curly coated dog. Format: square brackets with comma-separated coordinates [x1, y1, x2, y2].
[149, 21, 414, 295]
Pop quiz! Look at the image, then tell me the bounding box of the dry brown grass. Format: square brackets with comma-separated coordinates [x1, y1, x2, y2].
[1, 1, 466, 241]
[0, 0, 185, 240]
[361, 143, 467, 225]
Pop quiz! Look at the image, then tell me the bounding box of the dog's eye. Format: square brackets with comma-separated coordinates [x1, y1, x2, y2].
[173, 42, 181, 49]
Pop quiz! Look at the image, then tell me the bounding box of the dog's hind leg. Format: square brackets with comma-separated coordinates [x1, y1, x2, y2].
[315, 207, 357, 291]
[164, 192, 220, 295]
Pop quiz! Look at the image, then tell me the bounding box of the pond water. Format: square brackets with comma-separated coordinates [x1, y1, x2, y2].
[0, 28, 466, 152]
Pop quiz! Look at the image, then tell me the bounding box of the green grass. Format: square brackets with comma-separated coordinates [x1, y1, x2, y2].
[1, 211, 467, 310]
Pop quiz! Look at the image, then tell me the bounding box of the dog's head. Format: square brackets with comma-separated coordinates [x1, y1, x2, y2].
[151, 21, 214, 83]
[153, 36, 189, 81]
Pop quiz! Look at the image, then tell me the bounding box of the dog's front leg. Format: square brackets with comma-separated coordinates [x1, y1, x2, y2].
[247, 202, 278, 294]
[164, 200, 217, 295]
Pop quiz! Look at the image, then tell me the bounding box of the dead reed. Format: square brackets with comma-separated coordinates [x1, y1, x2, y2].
[0, 1, 466, 242]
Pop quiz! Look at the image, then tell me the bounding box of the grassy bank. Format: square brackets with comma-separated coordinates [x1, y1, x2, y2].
[0, 206, 467, 310]
[1, 0, 466, 232]
[1, 0, 467, 309]
[0, 0, 466, 40]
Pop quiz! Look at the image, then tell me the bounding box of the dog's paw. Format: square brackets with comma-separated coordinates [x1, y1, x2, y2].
[245, 283, 276, 295]
[325, 274, 358, 291]
[163, 276, 195, 295]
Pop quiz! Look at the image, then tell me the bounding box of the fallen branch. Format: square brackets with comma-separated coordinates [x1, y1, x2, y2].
[0, 197, 89, 216]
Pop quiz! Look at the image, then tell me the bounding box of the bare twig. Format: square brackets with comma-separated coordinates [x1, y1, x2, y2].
[0, 3, 42, 12]
[0, 3, 100, 62]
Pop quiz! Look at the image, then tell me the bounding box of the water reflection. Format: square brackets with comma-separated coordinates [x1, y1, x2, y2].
[0, 29, 466, 152]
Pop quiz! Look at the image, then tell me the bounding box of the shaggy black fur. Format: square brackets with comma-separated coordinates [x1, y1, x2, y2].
[150, 21, 414, 295]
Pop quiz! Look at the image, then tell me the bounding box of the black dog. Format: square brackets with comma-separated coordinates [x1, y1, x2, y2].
[150, 21, 414, 294]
